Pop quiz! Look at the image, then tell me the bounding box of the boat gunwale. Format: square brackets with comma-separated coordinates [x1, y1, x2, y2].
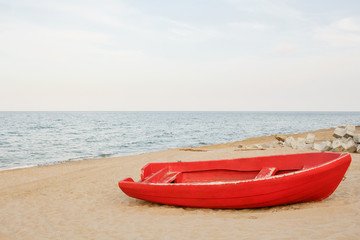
[124, 152, 349, 186]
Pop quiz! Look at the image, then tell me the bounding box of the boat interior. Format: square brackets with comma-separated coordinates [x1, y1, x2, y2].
[139, 153, 343, 184]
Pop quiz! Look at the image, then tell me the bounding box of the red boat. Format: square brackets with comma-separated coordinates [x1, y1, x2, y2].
[118, 152, 351, 209]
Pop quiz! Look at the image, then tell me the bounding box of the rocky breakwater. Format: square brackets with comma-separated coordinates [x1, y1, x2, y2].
[239, 124, 360, 153]
[329, 124, 360, 153]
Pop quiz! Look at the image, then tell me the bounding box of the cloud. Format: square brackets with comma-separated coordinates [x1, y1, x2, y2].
[226, 0, 306, 21]
[334, 18, 360, 32]
[0, 22, 109, 57]
[227, 21, 272, 30]
[168, 26, 226, 42]
[315, 17, 360, 46]
[0, 21, 153, 88]
[272, 43, 298, 55]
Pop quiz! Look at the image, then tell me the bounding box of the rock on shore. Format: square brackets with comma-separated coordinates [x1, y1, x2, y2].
[238, 124, 360, 153]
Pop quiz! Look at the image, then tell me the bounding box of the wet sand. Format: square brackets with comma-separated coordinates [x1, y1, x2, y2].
[0, 127, 359, 239]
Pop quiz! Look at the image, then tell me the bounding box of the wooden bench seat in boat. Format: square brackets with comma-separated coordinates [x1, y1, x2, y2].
[255, 167, 277, 179]
[144, 168, 180, 183]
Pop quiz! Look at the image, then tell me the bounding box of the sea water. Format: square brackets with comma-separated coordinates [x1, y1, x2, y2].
[0, 111, 359, 170]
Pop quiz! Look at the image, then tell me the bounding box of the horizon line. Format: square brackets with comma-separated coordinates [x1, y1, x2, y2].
[1, 110, 359, 112]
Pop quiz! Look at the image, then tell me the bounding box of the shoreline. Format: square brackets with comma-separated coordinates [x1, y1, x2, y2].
[1, 127, 359, 239]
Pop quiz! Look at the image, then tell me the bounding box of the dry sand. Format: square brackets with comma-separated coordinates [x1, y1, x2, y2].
[0, 128, 359, 240]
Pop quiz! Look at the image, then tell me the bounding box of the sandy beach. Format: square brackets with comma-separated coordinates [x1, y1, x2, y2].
[0, 127, 359, 240]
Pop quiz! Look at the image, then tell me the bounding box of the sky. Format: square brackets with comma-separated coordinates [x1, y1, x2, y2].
[0, 0, 360, 111]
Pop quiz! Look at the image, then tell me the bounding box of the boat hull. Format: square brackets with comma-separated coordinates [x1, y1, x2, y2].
[118, 153, 351, 208]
